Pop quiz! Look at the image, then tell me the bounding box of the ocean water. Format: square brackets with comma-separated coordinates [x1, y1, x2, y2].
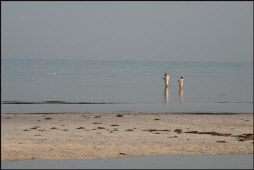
[2, 154, 253, 169]
[1, 58, 253, 113]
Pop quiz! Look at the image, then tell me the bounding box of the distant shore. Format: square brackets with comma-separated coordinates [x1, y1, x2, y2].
[1, 112, 253, 161]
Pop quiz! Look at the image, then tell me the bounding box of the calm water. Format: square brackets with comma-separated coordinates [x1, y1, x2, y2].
[1, 58, 253, 113]
[2, 154, 253, 169]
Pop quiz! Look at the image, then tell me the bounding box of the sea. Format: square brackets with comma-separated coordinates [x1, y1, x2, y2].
[1, 58, 253, 114]
[2, 154, 253, 169]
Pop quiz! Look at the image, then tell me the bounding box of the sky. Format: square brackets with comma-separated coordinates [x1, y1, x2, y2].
[1, 1, 253, 62]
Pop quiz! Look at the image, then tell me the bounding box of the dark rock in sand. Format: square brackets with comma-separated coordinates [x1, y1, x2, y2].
[174, 129, 182, 134]
[110, 124, 120, 126]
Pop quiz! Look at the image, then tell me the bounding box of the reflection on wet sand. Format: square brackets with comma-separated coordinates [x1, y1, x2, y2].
[164, 87, 169, 105]
[179, 89, 183, 103]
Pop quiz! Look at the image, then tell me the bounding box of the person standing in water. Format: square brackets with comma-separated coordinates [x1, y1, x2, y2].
[163, 72, 169, 88]
[177, 76, 184, 89]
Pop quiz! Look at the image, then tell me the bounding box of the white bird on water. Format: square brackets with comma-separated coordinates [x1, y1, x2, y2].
[48, 72, 57, 75]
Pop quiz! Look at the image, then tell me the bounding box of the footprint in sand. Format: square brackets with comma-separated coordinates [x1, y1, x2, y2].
[93, 122, 102, 124]
[153, 132, 161, 134]
[168, 136, 178, 138]
[217, 141, 227, 143]
[31, 126, 40, 130]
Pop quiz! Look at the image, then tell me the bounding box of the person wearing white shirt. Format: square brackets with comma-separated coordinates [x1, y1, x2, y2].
[177, 76, 184, 89]
[163, 72, 170, 88]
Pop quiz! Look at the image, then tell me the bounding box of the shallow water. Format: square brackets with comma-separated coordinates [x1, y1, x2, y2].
[1, 102, 252, 114]
[1, 59, 253, 113]
[2, 154, 253, 169]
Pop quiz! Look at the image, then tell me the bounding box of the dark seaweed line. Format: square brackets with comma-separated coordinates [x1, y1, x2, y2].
[216, 101, 253, 104]
[184, 131, 254, 141]
[2, 101, 127, 104]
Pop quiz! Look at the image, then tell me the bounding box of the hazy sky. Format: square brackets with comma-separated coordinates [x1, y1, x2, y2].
[1, 1, 253, 62]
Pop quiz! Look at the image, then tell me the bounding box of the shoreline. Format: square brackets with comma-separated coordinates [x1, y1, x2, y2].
[2, 112, 253, 115]
[1, 112, 253, 161]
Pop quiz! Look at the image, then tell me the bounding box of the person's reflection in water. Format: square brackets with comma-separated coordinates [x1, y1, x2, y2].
[179, 88, 183, 103]
[164, 87, 169, 105]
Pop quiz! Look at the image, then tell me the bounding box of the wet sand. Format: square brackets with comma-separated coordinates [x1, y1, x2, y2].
[1, 113, 253, 161]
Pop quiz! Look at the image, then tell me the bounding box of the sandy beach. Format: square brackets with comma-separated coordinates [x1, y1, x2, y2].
[1, 113, 253, 161]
